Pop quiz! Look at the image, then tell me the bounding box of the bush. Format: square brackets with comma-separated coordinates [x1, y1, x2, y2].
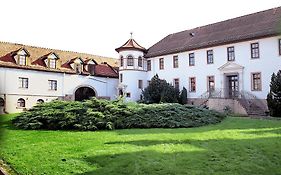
[142, 74, 179, 104]
[179, 87, 188, 104]
[12, 98, 226, 131]
[267, 70, 281, 117]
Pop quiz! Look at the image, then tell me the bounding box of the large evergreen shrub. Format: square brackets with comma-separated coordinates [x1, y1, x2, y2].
[267, 70, 281, 117]
[12, 98, 226, 130]
[179, 87, 188, 104]
[142, 74, 185, 103]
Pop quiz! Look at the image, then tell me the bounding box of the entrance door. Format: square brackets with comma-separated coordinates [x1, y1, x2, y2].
[75, 87, 96, 101]
[227, 75, 239, 98]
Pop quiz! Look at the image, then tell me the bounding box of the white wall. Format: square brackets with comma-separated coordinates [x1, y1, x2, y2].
[119, 50, 146, 71]
[119, 70, 147, 101]
[0, 67, 118, 113]
[147, 36, 281, 99]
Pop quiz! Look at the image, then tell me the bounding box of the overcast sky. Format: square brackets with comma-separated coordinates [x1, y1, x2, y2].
[0, 0, 280, 58]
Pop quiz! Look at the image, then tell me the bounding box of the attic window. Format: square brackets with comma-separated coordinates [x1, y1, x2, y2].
[189, 32, 195, 37]
[74, 63, 83, 74]
[16, 49, 29, 66]
[47, 53, 59, 69]
[18, 55, 26, 65]
[49, 59, 56, 69]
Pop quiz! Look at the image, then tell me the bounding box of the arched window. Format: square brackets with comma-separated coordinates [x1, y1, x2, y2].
[37, 99, 44, 104]
[17, 98, 25, 108]
[138, 56, 143, 67]
[127, 55, 134, 66]
[0, 98, 4, 107]
[120, 56, 124, 67]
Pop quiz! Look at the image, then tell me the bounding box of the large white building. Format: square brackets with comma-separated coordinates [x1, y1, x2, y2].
[116, 7, 281, 115]
[0, 42, 119, 114]
[1, 7, 281, 115]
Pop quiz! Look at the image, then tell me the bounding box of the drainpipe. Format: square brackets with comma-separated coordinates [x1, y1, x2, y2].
[3, 94, 7, 114]
[62, 72, 65, 100]
[3, 69, 7, 113]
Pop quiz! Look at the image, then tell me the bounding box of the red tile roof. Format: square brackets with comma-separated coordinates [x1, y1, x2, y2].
[145, 7, 281, 58]
[0, 53, 16, 64]
[93, 63, 118, 78]
[115, 38, 146, 52]
[0, 42, 118, 78]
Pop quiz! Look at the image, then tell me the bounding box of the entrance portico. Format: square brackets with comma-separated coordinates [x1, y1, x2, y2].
[218, 62, 244, 98]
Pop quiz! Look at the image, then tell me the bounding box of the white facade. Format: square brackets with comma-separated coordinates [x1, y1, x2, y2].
[118, 50, 147, 101]
[0, 67, 118, 113]
[118, 36, 281, 103]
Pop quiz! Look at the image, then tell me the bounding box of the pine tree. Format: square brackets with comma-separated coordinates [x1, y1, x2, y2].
[267, 70, 281, 117]
[179, 87, 188, 104]
[142, 74, 180, 103]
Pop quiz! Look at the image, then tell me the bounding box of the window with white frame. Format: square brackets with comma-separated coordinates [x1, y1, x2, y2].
[18, 55, 26, 65]
[120, 73, 123, 83]
[207, 50, 214, 64]
[251, 73, 262, 91]
[127, 55, 134, 66]
[173, 55, 179, 68]
[19, 77, 28, 88]
[49, 59, 56, 69]
[159, 58, 164, 70]
[227, 46, 235, 61]
[48, 80, 57, 90]
[0, 98, 4, 107]
[17, 98, 25, 108]
[207, 76, 215, 92]
[174, 78, 179, 90]
[251, 43, 259, 59]
[138, 56, 143, 67]
[278, 39, 281, 55]
[120, 56, 124, 67]
[37, 99, 44, 103]
[138, 80, 143, 89]
[189, 77, 196, 92]
[147, 60, 151, 71]
[189, 53, 195, 66]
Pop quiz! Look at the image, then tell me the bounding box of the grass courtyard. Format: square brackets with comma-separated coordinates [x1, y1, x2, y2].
[1, 114, 281, 175]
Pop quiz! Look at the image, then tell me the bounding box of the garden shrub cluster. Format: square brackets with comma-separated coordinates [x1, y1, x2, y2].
[12, 98, 226, 131]
[141, 74, 188, 104]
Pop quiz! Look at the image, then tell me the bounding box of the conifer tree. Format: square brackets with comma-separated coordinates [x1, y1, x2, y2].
[267, 70, 281, 117]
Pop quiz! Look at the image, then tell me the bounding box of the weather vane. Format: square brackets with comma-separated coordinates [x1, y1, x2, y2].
[130, 32, 133, 39]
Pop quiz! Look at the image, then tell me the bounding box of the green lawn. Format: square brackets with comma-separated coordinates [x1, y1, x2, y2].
[1, 114, 281, 175]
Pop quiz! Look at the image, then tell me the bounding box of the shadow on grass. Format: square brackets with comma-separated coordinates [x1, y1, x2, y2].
[241, 127, 281, 135]
[114, 117, 281, 135]
[76, 137, 281, 175]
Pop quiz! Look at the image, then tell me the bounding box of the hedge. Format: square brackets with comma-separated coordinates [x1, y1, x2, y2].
[12, 98, 226, 130]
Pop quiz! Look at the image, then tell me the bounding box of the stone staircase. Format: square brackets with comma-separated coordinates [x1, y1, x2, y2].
[198, 89, 268, 116]
[237, 99, 267, 116]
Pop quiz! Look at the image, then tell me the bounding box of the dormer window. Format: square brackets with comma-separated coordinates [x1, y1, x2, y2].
[47, 53, 59, 69]
[18, 55, 26, 65]
[49, 59, 56, 69]
[127, 55, 134, 66]
[84, 59, 96, 74]
[74, 63, 83, 74]
[71, 57, 84, 74]
[15, 49, 29, 66]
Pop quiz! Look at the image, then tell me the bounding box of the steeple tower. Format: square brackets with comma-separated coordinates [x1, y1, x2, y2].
[115, 34, 147, 101]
